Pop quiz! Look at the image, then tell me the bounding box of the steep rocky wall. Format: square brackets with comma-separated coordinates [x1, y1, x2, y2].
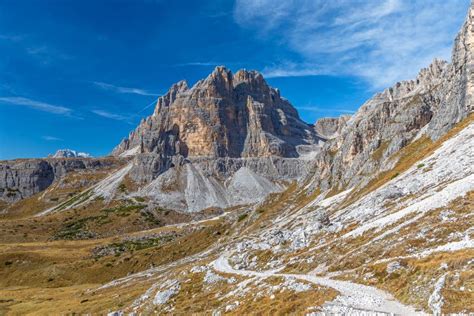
[0, 158, 118, 202]
[307, 4, 474, 192]
[112, 68, 322, 160]
[313, 116, 351, 140]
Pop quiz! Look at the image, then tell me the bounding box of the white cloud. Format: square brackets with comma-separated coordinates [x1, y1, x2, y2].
[42, 136, 62, 141]
[175, 62, 222, 66]
[234, 0, 469, 89]
[91, 109, 127, 121]
[0, 96, 72, 115]
[93, 81, 160, 96]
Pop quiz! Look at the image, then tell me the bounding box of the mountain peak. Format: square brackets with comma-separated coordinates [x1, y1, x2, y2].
[113, 67, 321, 160]
[49, 149, 92, 158]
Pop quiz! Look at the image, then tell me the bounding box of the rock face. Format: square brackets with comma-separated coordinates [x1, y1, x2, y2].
[313, 116, 351, 140]
[112, 68, 321, 160]
[307, 4, 474, 191]
[50, 149, 92, 158]
[0, 158, 116, 202]
[107, 68, 323, 211]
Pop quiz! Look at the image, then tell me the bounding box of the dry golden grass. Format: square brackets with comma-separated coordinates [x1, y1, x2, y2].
[327, 191, 474, 313]
[169, 269, 244, 314]
[371, 140, 389, 161]
[117, 174, 140, 193]
[229, 282, 337, 316]
[0, 210, 230, 314]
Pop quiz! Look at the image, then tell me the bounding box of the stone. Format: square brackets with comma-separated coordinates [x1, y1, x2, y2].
[0, 158, 118, 203]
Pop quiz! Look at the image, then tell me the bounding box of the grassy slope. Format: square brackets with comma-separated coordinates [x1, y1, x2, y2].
[0, 116, 472, 314]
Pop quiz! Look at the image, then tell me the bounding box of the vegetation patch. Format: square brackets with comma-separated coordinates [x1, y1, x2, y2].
[371, 140, 389, 161]
[92, 233, 179, 257]
[53, 202, 147, 240]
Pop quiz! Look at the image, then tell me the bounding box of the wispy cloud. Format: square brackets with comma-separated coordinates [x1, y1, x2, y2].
[234, 0, 469, 88]
[296, 106, 355, 114]
[42, 136, 62, 141]
[262, 62, 329, 78]
[175, 62, 222, 67]
[24, 44, 73, 65]
[91, 109, 128, 121]
[93, 81, 160, 96]
[0, 34, 23, 42]
[0, 96, 72, 115]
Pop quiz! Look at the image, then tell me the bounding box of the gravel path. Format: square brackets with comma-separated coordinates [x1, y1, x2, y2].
[212, 253, 426, 315]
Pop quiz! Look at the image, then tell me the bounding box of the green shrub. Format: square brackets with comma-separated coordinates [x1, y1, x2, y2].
[238, 213, 248, 222]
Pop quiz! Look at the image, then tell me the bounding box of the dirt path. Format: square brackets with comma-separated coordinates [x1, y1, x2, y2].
[212, 253, 426, 315]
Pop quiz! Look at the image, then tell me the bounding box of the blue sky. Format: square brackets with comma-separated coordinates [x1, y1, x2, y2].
[0, 0, 469, 159]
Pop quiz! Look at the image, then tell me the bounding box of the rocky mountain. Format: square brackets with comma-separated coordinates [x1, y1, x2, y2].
[105, 68, 324, 212]
[0, 3, 473, 315]
[112, 68, 321, 159]
[50, 149, 92, 158]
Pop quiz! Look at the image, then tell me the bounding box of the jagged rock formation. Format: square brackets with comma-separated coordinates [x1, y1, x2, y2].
[0, 158, 117, 202]
[113, 68, 320, 160]
[107, 68, 323, 211]
[307, 5, 474, 191]
[50, 149, 92, 158]
[313, 116, 351, 140]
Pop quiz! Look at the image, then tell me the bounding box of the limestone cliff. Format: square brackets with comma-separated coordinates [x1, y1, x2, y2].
[0, 158, 118, 203]
[307, 3, 474, 191]
[112, 67, 320, 160]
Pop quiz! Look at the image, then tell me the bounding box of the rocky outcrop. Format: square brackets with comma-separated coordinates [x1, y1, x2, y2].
[0, 158, 117, 202]
[108, 67, 324, 211]
[112, 67, 321, 160]
[307, 4, 474, 191]
[314, 116, 351, 140]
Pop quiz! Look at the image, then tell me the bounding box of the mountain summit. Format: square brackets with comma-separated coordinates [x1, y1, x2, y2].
[49, 149, 92, 158]
[107, 67, 325, 211]
[112, 67, 322, 159]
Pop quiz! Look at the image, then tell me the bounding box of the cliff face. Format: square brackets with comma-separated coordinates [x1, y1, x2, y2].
[313, 116, 351, 140]
[112, 67, 320, 159]
[307, 4, 474, 191]
[0, 158, 117, 202]
[108, 68, 324, 208]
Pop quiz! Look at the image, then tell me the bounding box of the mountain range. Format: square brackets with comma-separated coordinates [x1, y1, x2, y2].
[0, 2, 473, 315]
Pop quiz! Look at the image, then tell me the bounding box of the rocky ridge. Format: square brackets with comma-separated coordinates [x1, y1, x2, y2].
[0, 158, 118, 203]
[306, 6, 474, 192]
[50, 149, 92, 158]
[112, 68, 321, 159]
